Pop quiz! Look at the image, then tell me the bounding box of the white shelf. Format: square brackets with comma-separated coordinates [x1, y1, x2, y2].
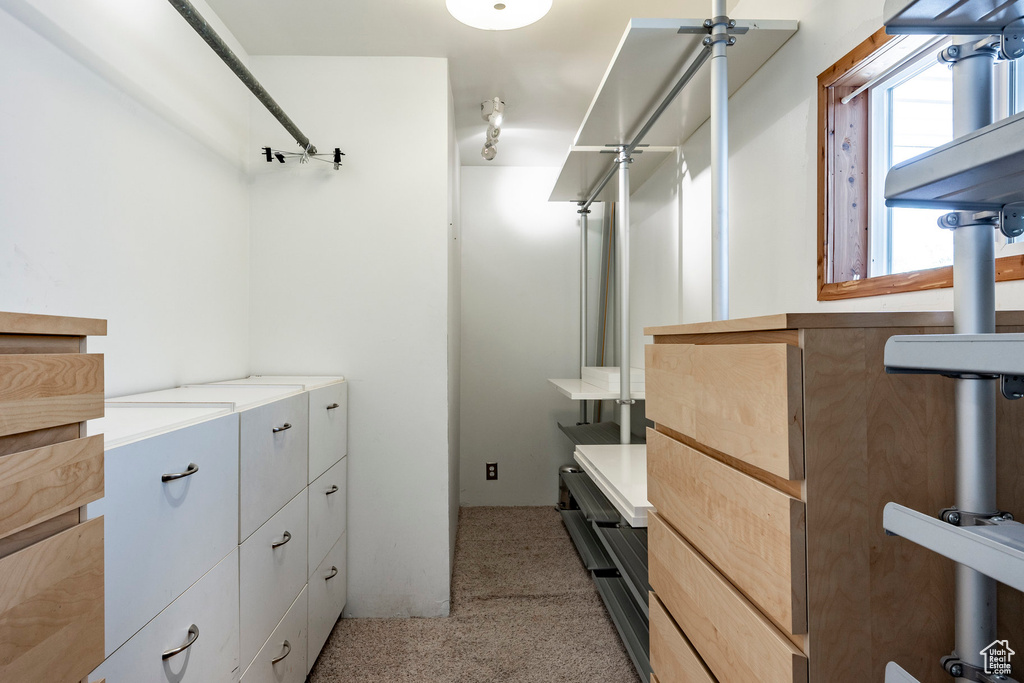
[107, 384, 304, 412]
[885, 333, 1024, 375]
[199, 375, 345, 391]
[548, 378, 646, 401]
[574, 444, 652, 528]
[883, 503, 1024, 593]
[885, 662, 922, 683]
[884, 0, 1024, 35]
[549, 146, 676, 203]
[88, 404, 233, 449]
[884, 109, 1024, 210]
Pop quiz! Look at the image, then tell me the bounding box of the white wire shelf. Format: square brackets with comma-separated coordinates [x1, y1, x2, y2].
[884, 0, 1024, 35]
[884, 333, 1024, 375]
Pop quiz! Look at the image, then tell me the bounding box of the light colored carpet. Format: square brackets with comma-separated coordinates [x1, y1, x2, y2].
[309, 506, 643, 683]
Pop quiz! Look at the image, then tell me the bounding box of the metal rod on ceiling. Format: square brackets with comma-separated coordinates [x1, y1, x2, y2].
[166, 0, 317, 155]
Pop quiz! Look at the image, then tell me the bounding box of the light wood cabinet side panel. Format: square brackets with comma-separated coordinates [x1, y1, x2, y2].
[0, 354, 104, 437]
[650, 592, 718, 683]
[0, 517, 104, 683]
[648, 512, 808, 683]
[0, 435, 104, 540]
[647, 429, 807, 635]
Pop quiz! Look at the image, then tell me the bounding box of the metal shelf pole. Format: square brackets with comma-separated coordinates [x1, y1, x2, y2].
[711, 0, 730, 321]
[617, 148, 632, 445]
[580, 207, 590, 425]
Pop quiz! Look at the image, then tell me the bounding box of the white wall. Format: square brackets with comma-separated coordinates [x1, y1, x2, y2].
[447, 77, 462, 573]
[459, 166, 584, 506]
[246, 56, 454, 617]
[0, 0, 251, 396]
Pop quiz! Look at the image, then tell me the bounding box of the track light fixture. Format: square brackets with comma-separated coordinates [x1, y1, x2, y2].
[481, 97, 504, 161]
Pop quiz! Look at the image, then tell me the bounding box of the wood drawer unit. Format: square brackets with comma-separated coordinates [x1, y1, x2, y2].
[96, 414, 240, 655]
[308, 455, 347, 574]
[647, 428, 806, 634]
[645, 313, 1024, 683]
[92, 548, 240, 683]
[308, 382, 347, 483]
[239, 394, 308, 542]
[307, 532, 347, 672]
[242, 586, 308, 683]
[240, 488, 309, 671]
[0, 353, 104, 437]
[649, 593, 716, 683]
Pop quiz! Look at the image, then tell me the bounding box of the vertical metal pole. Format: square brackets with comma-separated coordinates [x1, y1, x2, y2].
[616, 149, 632, 445]
[950, 37, 997, 680]
[710, 0, 729, 321]
[579, 208, 590, 425]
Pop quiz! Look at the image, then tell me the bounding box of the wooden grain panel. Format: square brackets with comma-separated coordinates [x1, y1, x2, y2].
[819, 255, 1024, 300]
[647, 429, 807, 635]
[646, 343, 804, 480]
[0, 424, 81, 458]
[0, 435, 104, 540]
[830, 85, 868, 283]
[0, 354, 103, 437]
[0, 510, 79, 561]
[0, 311, 106, 337]
[0, 335, 81, 354]
[0, 517, 104, 683]
[652, 330, 800, 346]
[648, 513, 807, 683]
[650, 592, 718, 683]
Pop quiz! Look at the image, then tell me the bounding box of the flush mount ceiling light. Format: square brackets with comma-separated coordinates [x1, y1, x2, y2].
[446, 0, 553, 31]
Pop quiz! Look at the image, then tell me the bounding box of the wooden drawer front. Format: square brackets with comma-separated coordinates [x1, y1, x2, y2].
[92, 549, 239, 683]
[308, 456, 347, 574]
[308, 383, 347, 484]
[649, 513, 807, 683]
[240, 489, 308, 671]
[650, 592, 717, 683]
[0, 354, 103, 437]
[242, 586, 308, 683]
[647, 429, 807, 634]
[645, 343, 804, 480]
[307, 532, 347, 672]
[97, 415, 239, 655]
[240, 394, 308, 541]
[0, 434, 104, 540]
[0, 517, 104, 683]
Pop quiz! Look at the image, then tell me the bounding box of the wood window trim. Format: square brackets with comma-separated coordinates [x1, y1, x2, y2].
[816, 27, 1024, 301]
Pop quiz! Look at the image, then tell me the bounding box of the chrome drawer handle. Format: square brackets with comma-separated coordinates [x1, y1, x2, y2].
[161, 463, 199, 483]
[272, 423, 292, 433]
[325, 566, 339, 580]
[271, 640, 291, 665]
[162, 624, 199, 660]
[326, 484, 339, 495]
[271, 530, 292, 549]
[326, 403, 340, 410]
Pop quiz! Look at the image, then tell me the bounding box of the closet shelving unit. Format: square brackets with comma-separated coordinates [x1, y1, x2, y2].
[881, 1, 1024, 682]
[548, 10, 797, 683]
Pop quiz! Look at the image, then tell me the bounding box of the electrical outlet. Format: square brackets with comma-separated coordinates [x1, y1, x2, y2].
[486, 462, 498, 480]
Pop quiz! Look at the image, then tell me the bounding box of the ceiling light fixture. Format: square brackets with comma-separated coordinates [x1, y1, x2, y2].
[481, 97, 504, 161]
[446, 0, 553, 31]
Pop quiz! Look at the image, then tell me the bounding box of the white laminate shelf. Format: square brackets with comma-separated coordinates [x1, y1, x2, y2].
[549, 146, 676, 203]
[885, 333, 1024, 376]
[204, 375, 345, 391]
[574, 444, 652, 528]
[107, 384, 304, 411]
[87, 404, 233, 449]
[548, 378, 646, 401]
[883, 0, 1024, 35]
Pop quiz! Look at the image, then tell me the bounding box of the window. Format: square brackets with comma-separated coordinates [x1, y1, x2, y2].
[817, 29, 1024, 300]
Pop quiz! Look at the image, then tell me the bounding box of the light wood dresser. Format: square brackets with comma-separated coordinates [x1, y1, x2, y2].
[644, 312, 1024, 683]
[0, 311, 106, 682]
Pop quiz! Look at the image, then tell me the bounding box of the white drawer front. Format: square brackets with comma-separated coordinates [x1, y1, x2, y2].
[240, 394, 308, 541]
[308, 456, 347, 574]
[241, 587, 308, 683]
[240, 489, 308, 670]
[97, 414, 239, 655]
[92, 549, 240, 683]
[308, 383, 347, 483]
[307, 533, 347, 672]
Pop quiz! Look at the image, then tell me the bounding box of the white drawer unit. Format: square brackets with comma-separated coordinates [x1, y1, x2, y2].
[307, 533, 347, 673]
[92, 549, 240, 683]
[308, 456, 347, 574]
[307, 382, 347, 483]
[239, 488, 309, 671]
[241, 587, 308, 683]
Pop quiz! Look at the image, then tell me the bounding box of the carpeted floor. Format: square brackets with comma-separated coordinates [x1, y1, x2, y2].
[309, 506, 642, 683]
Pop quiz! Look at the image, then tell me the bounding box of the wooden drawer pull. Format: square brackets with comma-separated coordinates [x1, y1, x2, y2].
[271, 530, 292, 549]
[161, 463, 199, 482]
[272, 423, 292, 434]
[162, 624, 199, 660]
[326, 403, 340, 410]
[326, 484, 340, 495]
[325, 566, 339, 580]
[271, 640, 292, 665]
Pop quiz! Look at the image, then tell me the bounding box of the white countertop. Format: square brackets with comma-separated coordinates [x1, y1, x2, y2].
[549, 378, 646, 401]
[107, 384, 304, 411]
[574, 444, 652, 528]
[88, 404, 233, 449]
[200, 375, 345, 391]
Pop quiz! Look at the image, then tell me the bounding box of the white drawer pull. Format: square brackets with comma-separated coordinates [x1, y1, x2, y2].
[326, 403, 340, 410]
[271, 530, 292, 549]
[325, 566, 339, 580]
[162, 624, 199, 660]
[271, 640, 291, 665]
[326, 484, 340, 495]
[161, 463, 199, 483]
[272, 423, 292, 434]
